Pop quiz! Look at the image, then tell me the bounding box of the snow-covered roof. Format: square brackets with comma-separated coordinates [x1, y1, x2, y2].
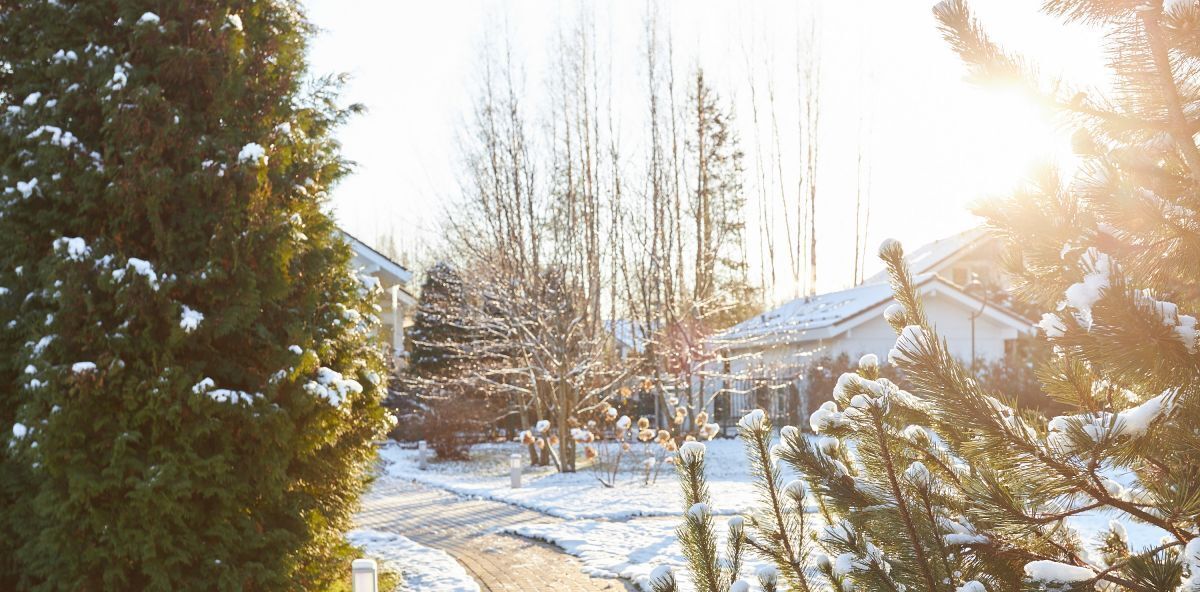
[714, 273, 1030, 350]
[863, 227, 990, 285]
[715, 280, 898, 347]
[607, 319, 655, 354]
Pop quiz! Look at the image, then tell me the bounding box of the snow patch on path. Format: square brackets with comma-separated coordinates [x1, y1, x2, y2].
[348, 529, 479, 592]
[510, 518, 780, 592]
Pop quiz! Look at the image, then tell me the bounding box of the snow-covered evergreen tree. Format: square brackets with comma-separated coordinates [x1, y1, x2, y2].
[0, 3, 391, 589]
[656, 1, 1200, 590]
[397, 262, 497, 459]
[406, 262, 472, 380]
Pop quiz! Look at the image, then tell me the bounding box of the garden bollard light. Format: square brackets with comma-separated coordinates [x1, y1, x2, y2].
[510, 453, 522, 488]
[418, 440, 427, 470]
[351, 558, 377, 592]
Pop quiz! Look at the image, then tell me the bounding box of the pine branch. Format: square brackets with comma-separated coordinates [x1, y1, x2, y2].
[675, 443, 725, 592]
[1137, 5, 1200, 183]
[739, 414, 812, 592]
[867, 410, 943, 592]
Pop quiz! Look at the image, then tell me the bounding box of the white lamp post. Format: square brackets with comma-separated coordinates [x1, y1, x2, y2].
[510, 453, 522, 488]
[418, 440, 428, 470]
[351, 558, 377, 592]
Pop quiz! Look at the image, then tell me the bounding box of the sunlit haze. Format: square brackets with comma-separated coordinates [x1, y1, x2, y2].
[305, 0, 1106, 300]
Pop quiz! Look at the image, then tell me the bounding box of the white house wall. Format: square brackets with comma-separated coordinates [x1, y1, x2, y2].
[705, 290, 1023, 425]
[347, 249, 415, 364]
[916, 293, 1021, 360]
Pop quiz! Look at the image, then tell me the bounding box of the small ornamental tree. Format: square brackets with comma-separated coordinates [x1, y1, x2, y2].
[0, 2, 390, 590]
[655, 2, 1200, 589]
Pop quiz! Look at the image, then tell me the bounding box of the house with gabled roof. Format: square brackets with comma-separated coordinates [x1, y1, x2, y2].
[703, 228, 1033, 428]
[341, 230, 417, 366]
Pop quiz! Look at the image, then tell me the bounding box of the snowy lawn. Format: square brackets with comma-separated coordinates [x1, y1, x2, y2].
[510, 511, 1167, 592]
[348, 529, 479, 592]
[378, 438, 797, 519]
[510, 516, 791, 591]
[376, 440, 1168, 592]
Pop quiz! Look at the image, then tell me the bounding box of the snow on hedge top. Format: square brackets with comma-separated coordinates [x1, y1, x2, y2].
[179, 305, 204, 333]
[13, 178, 38, 199]
[108, 64, 129, 91]
[237, 142, 267, 165]
[137, 12, 160, 24]
[28, 125, 78, 148]
[112, 257, 160, 290]
[190, 378, 259, 405]
[304, 367, 362, 406]
[71, 362, 96, 374]
[53, 236, 90, 261]
[208, 389, 259, 405]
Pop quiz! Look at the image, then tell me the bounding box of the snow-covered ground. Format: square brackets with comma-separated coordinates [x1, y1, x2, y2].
[510, 516, 780, 591]
[510, 511, 1166, 592]
[375, 440, 1168, 592]
[379, 439, 793, 519]
[348, 529, 479, 592]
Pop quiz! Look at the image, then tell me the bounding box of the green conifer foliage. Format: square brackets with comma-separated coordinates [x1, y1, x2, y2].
[0, 3, 390, 589]
[396, 262, 495, 460]
[406, 263, 471, 380]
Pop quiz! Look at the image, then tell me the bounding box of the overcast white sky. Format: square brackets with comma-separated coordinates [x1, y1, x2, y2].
[304, 0, 1105, 300]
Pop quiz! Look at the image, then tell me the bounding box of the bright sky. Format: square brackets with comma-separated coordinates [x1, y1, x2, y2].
[304, 0, 1105, 301]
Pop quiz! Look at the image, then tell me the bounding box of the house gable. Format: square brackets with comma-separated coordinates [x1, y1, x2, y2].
[862, 227, 996, 286]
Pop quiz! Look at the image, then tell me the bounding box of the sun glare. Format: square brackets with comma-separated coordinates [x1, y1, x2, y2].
[960, 86, 1067, 195]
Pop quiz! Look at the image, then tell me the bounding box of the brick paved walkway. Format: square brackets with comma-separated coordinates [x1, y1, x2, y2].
[357, 479, 635, 591]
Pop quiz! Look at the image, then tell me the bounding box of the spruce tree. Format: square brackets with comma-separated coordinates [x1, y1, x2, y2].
[397, 262, 492, 459]
[406, 262, 471, 380]
[656, 1, 1200, 590]
[0, 2, 391, 590]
